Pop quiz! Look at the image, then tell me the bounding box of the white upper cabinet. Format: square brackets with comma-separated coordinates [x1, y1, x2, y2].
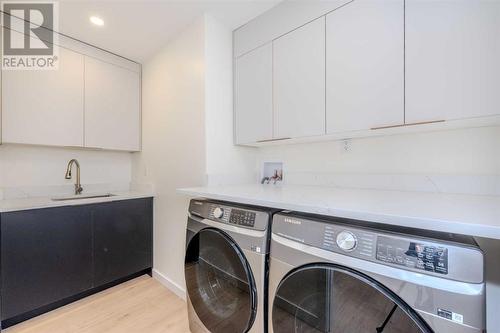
[0, 26, 141, 151]
[2, 42, 84, 147]
[234, 0, 351, 57]
[273, 17, 326, 139]
[235, 43, 273, 144]
[326, 0, 404, 133]
[84, 57, 141, 151]
[406, 0, 500, 123]
[233, 0, 500, 146]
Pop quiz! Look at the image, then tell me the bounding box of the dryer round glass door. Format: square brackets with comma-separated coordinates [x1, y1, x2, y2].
[185, 228, 257, 333]
[272, 264, 432, 333]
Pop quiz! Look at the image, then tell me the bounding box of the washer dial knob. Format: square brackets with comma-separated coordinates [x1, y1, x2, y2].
[336, 231, 357, 251]
[213, 207, 224, 219]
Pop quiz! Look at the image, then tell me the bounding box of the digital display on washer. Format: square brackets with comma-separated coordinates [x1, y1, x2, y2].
[230, 209, 256, 227]
[376, 236, 448, 275]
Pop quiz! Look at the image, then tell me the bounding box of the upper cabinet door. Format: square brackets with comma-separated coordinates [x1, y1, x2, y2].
[235, 43, 273, 144]
[2, 39, 84, 147]
[406, 0, 500, 123]
[273, 17, 326, 139]
[326, 0, 404, 133]
[84, 57, 141, 151]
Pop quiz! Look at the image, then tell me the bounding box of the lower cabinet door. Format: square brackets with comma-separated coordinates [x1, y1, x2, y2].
[93, 198, 153, 286]
[1, 206, 93, 320]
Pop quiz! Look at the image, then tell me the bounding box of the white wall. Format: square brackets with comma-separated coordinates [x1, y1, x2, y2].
[256, 126, 500, 195]
[0, 144, 132, 197]
[204, 15, 256, 186]
[132, 14, 258, 295]
[131, 17, 207, 295]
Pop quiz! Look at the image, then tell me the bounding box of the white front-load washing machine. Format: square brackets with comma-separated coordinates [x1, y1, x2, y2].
[185, 199, 275, 333]
[269, 211, 485, 333]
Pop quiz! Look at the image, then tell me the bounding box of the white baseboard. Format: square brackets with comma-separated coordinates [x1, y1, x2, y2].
[152, 269, 186, 301]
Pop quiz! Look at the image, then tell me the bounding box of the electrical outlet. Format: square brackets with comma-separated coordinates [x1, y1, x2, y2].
[342, 139, 351, 153]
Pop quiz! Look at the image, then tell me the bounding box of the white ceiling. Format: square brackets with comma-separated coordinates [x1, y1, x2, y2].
[57, 0, 280, 63]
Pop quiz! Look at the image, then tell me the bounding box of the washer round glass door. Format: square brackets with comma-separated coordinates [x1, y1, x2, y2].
[272, 264, 432, 333]
[185, 228, 257, 333]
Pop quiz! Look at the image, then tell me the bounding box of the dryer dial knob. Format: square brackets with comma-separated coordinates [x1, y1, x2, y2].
[336, 231, 357, 251]
[213, 207, 224, 219]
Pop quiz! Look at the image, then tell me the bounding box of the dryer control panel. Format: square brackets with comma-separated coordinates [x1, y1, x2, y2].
[273, 215, 378, 261]
[272, 213, 484, 283]
[376, 236, 448, 275]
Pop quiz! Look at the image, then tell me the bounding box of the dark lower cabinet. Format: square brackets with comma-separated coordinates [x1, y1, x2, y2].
[0, 197, 153, 327]
[93, 199, 153, 286]
[1, 206, 93, 320]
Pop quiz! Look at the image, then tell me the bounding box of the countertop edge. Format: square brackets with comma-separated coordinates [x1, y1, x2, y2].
[0, 192, 155, 213]
[177, 188, 500, 240]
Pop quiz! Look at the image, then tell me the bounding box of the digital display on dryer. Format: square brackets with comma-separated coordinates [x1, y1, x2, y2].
[376, 236, 448, 275]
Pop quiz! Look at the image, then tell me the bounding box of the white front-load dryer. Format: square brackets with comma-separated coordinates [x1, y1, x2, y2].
[185, 199, 275, 333]
[269, 212, 485, 333]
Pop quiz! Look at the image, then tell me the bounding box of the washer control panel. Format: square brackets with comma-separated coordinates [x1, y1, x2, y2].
[188, 200, 268, 231]
[376, 236, 448, 275]
[209, 205, 230, 223]
[208, 205, 256, 227]
[229, 209, 256, 227]
[213, 207, 224, 219]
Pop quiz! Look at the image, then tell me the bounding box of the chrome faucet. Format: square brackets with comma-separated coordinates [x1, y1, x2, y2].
[65, 159, 83, 195]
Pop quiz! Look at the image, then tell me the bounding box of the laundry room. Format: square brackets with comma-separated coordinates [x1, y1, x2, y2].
[0, 0, 499, 333]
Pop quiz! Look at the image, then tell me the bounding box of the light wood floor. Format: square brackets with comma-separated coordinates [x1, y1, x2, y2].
[5, 275, 190, 333]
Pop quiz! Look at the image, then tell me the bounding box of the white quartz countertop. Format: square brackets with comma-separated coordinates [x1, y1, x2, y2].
[177, 184, 500, 240]
[0, 190, 154, 213]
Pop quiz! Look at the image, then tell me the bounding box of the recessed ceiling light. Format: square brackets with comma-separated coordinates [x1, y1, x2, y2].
[90, 16, 104, 26]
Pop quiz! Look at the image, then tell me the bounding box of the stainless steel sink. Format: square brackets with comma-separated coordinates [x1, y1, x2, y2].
[51, 193, 116, 201]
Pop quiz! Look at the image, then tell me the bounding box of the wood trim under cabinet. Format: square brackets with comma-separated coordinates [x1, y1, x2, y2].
[371, 120, 445, 130]
[256, 137, 291, 143]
